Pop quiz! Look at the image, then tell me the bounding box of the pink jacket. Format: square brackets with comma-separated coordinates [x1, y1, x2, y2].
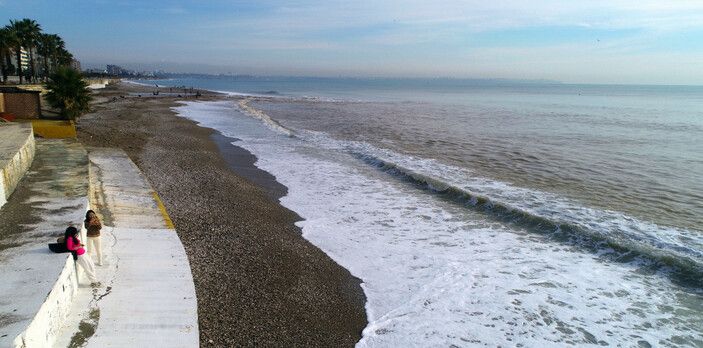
[66, 236, 86, 256]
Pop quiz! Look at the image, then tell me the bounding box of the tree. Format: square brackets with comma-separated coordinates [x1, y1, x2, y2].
[44, 66, 92, 120]
[12, 19, 42, 83]
[2, 19, 72, 84]
[4, 21, 23, 83]
[0, 27, 14, 83]
[56, 47, 73, 67]
[37, 33, 62, 80]
[46, 35, 68, 72]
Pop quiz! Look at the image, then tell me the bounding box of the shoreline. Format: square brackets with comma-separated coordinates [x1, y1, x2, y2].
[210, 132, 288, 200]
[78, 82, 367, 346]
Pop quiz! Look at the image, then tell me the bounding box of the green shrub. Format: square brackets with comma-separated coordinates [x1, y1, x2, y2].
[45, 67, 92, 120]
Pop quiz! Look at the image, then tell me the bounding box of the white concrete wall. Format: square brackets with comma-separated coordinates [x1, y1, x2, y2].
[11, 204, 90, 348]
[1, 125, 35, 207]
[13, 256, 79, 348]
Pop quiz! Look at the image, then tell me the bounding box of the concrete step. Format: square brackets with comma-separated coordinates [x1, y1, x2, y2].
[0, 123, 35, 209]
[87, 148, 173, 230]
[53, 148, 198, 348]
[0, 139, 89, 348]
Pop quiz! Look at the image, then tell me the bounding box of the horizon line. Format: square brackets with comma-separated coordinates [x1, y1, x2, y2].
[122, 72, 703, 87]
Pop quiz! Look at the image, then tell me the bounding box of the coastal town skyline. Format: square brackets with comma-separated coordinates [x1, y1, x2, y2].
[3, 1, 703, 85]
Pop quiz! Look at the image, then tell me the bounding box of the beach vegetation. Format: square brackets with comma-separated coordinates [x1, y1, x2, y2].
[0, 28, 17, 82]
[2, 18, 74, 84]
[44, 66, 92, 120]
[0, 26, 20, 83]
[6, 19, 41, 83]
[37, 33, 69, 81]
[0, 29, 9, 79]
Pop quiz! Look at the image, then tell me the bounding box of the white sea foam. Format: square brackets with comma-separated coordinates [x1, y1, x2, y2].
[287, 129, 703, 270]
[236, 99, 294, 136]
[215, 90, 256, 97]
[174, 101, 702, 347]
[123, 79, 159, 87]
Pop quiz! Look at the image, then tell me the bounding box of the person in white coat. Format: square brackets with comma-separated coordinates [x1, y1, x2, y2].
[84, 210, 103, 266]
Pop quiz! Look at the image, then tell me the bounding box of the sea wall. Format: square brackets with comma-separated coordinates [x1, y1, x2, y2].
[0, 124, 35, 208]
[12, 205, 89, 348]
[13, 256, 79, 347]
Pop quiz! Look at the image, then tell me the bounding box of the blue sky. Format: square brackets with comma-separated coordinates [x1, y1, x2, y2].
[3, 0, 703, 84]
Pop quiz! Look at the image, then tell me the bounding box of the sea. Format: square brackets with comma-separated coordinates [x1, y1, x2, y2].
[136, 76, 702, 347]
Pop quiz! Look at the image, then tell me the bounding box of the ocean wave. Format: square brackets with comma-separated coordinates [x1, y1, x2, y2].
[236, 101, 703, 286]
[355, 152, 702, 276]
[236, 98, 296, 137]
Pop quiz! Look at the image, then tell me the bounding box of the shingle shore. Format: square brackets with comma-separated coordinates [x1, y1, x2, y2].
[77, 82, 367, 347]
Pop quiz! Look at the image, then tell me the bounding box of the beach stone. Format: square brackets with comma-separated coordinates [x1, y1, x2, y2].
[77, 82, 367, 347]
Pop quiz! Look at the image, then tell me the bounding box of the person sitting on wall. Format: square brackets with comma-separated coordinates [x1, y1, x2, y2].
[64, 226, 100, 287]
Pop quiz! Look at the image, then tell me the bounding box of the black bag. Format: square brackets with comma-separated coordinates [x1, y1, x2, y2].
[48, 242, 78, 260]
[48, 242, 68, 253]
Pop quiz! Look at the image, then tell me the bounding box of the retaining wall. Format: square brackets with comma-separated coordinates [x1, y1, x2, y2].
[13, 256, 79, 347]
[12, 204, 89, 348]
[0, 124, 35, 208]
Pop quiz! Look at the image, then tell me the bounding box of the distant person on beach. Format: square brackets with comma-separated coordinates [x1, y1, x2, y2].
[85, 210, 103, 266]
[64, 226, 100, 286]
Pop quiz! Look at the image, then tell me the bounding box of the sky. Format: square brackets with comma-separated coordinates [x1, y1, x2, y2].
[2, 0, 703, 84]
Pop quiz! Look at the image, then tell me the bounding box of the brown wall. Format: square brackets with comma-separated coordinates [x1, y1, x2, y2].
[0, 93, 5, 113]
[2, 93, 41, 118]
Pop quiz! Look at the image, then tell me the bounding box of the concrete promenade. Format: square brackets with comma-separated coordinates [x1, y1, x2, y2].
[0, 125, 197, 347]
[0, 139, 89, 348]
[54, 148, 198, 347]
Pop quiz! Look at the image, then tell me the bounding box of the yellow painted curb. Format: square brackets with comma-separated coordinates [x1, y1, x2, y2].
[27, 120, 77, 139]
[152, 191, 175, 229]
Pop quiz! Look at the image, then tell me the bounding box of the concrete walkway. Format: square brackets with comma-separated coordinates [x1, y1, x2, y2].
[54, 148, 198, 347]
[0, 139, 89, 347]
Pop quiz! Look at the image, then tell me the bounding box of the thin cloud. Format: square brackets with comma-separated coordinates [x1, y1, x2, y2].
[16, 0, 701, 83]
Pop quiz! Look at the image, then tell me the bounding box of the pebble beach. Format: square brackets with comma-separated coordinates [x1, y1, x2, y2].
[77, 82, 367, 347]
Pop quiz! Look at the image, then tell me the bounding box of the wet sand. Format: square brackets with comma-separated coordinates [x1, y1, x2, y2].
[77, 82, 367, 346]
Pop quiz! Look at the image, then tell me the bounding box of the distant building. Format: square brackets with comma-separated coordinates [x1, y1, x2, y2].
[83, 68, 107, 75]
[106, 64, 130, 76]
[19, 47, 30, 71]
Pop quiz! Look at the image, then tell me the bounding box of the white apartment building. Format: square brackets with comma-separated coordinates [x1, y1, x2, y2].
[19, 47, 30, 71]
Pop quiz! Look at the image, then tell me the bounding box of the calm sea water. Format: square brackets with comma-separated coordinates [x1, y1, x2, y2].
[142, 76, 702, 346]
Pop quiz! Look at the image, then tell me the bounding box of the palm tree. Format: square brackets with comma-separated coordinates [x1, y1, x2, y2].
[37, 33, 62, 80]
[46, 35, 67, 71]
[45, 66, 92, 120]
[0, 27, 15, 83]
[4, 22, 23, 83]
[11, 19, 42, 83]
[56, 47, 73, 67]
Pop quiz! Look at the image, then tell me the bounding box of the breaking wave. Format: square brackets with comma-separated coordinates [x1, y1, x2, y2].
[354, 152, 703, 284]
[237, 98, 703, 287]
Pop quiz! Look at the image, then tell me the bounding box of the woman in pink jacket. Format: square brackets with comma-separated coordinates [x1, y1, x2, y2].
[64, 226, 99, 286]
